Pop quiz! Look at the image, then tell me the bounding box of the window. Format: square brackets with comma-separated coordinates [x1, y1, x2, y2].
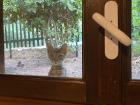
[122, 0, 140, 105]
[1, 0, 140, 105]
[131, 0, 140, 79]
[3, 0, 82, 78]
[0, 0, 86, 103]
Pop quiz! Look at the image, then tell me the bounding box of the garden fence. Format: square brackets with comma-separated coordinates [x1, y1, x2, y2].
[4, 21, 45, 49]
[4, 21, 80, 58]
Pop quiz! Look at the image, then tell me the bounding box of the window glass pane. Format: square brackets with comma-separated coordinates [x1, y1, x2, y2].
[3, 0, 82, 78]
[132, 0, 140, 79]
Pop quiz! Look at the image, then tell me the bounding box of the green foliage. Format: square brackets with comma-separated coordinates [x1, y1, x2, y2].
[3, 0, 82, 47]
[132, 0, 140, 56]
[132, 0, 140, 26]
[132, 41, 140, 56]
[132, 0, 140, 40]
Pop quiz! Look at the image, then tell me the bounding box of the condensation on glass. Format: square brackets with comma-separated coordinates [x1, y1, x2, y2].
[3, 0, 82, 78]
[132, 0, 140, 79]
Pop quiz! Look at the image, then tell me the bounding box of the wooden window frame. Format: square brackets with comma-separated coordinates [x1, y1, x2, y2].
[1, 0, 87, 102]
[0, 0, 127, 105]
[122, 0, 140, 105]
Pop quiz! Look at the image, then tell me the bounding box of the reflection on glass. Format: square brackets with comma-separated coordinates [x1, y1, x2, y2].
[3, 0, 82, 78]
[132, 0, 140, 79]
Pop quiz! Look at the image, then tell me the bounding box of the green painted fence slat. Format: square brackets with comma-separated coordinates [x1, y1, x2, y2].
[4, 21, 45, 49]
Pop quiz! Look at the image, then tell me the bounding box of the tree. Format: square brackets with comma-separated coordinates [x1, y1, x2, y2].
[3, 0, 82, 47]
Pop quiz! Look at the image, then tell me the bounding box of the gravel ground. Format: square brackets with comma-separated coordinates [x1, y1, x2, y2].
[4, 47, 82, 78]
[132, 56, 140, 79]
[4, 57, 82, 78]
[4, 56, 140, 79]
[5, 47, 140, 79]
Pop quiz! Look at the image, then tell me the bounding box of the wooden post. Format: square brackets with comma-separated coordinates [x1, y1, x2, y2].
[28, 28, 31, 47]
[23, 25, 27, 47]
[41, 29, 44, 46]
[19, 21, 23, 47]
[12, 23, 15, 48]
[36, 27, 40, 46]
[16, 21, 19, 47]
[4, 25, 8, 48]
[8, 24, 12, 59]
[32, 27, 35, 47]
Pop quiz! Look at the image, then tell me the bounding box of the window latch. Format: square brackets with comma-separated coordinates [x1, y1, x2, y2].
[92, 1, 131, 59]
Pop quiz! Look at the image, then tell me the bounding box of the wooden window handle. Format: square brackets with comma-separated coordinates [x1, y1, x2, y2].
[92, 13, 131, 46]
